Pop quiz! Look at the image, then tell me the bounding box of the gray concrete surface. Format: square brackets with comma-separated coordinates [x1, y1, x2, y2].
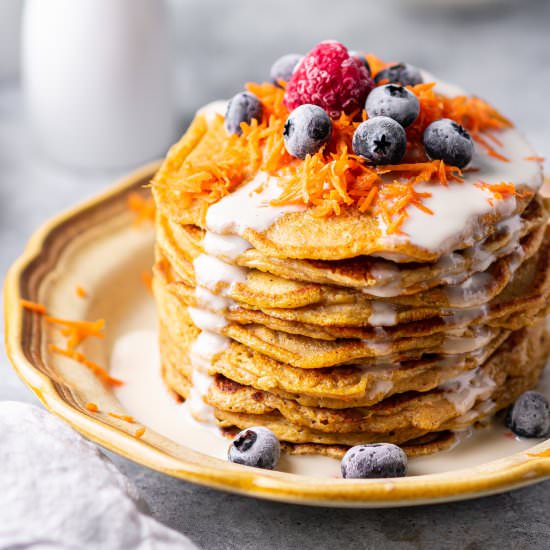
[2, 0, 550, 548]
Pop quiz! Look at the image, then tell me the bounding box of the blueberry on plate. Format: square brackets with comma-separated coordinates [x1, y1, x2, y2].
[224, 92, 263, 135]
[352, 116, 406, 165]
[506, 391, 550, 438]
[374, 62, 423, 87]
[270, 53, 303, 86]
[228, 426, 281, 470]
[341, 443, 407, 479]
[423, 118, 474, 168]
[283, 104, 333, 159]
[365, 84, 420, 128]
[349, 50, 371, 75]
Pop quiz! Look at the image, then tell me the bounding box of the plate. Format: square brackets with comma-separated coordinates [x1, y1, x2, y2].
[5, 162, 550, 508]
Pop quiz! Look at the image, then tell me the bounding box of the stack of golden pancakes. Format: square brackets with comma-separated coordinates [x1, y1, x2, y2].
[151, 72, 550, 458]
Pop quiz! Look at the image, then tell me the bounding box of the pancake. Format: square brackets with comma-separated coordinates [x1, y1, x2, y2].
[151, 60, 549, 458]
[153, 113, 542, 263]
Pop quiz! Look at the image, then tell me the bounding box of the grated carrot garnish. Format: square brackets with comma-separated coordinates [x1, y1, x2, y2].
[134, 426, 146, 438]
[475, 181, 526, 206]
[108, 411, 135, 423]
[49, 344, 123, 386]
[45, 316, 105, 351]
[76, 286, 88, 299]
[153, 73, 515, 230]
[85, 402, 99, 412]
[20, 299, 47, 315]
[524, 156, 545, 162]
[127, 192, 156, 226]
[141, 271, 153, 294]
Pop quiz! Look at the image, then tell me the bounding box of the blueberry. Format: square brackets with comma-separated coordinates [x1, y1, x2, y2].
[423, 118, 474, 168]
[341, 443, 407, 479]
[224, 92, 262, 135]
[283, 104, 332, 159]
[349, 50, 371, 75]
[352, 116, 406, 165]
[365, 84, 420, 128]
[374, 63, 423, 87]
[228, 426, 281, 469]
[505, 391, 550, 438]
[270, 53, 303, 86]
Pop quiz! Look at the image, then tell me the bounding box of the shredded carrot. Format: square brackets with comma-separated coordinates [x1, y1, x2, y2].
[134, 426, 146, 438]
[45, 316, 105, 350]
[20, 299, 47, 315]
[127, 192, 156, 226]
[49, 344, 123, 386]
[152, 69, 515, 232]
[528, 449, 550, 459]
[85, 402, 99, 412]
[108, 411, 135, 423]
[76, 286, 88, 299]
[524, 156, 545, 162]
[141, 271, 153, 294]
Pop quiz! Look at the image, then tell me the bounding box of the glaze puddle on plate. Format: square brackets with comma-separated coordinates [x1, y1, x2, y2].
[109, 279, 550, 478]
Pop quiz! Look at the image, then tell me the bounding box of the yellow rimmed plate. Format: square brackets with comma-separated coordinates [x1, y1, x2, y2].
[4, 163, 550, 508]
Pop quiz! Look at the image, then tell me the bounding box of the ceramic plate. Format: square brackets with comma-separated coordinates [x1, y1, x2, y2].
[5, 163, 550, 508]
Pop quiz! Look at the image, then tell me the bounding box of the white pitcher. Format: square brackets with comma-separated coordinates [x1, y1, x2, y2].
[22, 0, 175, 169]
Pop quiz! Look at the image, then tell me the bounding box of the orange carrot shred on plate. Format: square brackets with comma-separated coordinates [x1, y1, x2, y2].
[75, 286, 88, 298]
[134, 426, 146, 438]
[48, 344, 123, 387]
[141, 271, 153, 294]
[127, 192, 156, 226]
[85, 402, 99, 413]
[524, 156, 545, 162]
[20, 299, 47, 315]
[45, 316, 105, 350]
[108, 411, 135, 423]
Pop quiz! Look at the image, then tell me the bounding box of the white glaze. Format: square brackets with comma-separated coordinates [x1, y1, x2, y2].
[203, 231, 251, 261]
[192, 254, 247, 290]
[440, 369, 496, 415]
[187, 307, 227, 332]
[368, 301, 398, 326]
[195, 286, 231, 312]
[205, 171, 305, 235]
[198, 100, 228, 124]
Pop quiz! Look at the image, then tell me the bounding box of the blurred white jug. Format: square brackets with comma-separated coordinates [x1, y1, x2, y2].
[22, 0, 175, 169]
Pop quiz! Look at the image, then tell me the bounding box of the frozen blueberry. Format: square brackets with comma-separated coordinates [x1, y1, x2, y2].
[228, 426, 281, 470]
[283, 104, 332, 159]
[349, 50, 371, 75]
[506, 391, 550, 438]
[270, 53, 303, 86]
[341, 443, 407, 479]
[365, 84, 420, 128]
[352, 116, 406, 165]
[374, 63, 423, 87]
[224, 92, 262, 135]
[423, 118, 474, 168]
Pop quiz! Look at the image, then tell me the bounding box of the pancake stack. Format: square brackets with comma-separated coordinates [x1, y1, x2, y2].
[151, 67, 550, 458]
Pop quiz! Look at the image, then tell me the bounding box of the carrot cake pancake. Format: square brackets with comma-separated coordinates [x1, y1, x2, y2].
[151, 40, 549, 460]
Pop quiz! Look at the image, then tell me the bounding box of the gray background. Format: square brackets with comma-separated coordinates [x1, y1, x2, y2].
[2, 0, 550, 548]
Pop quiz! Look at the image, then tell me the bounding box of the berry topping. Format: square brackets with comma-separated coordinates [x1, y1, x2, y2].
[375, 63, 423, 87]
[224, 92, 262, 136]
[365, 84, 420, 128]
[283, 104, 333, 159]
[506, 391, 550, 438]
[423, 118, 474, 168]
[284, 40, 374, 118]
[270, 53, 303, 87]
[341, 443, 407, 479]
[348, 50, 371, 75]
[352, 116, 407, 164]
[228, 426, 281, 469]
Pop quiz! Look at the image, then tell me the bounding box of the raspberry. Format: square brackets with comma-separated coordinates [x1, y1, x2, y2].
[284, 41, 374, 118]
